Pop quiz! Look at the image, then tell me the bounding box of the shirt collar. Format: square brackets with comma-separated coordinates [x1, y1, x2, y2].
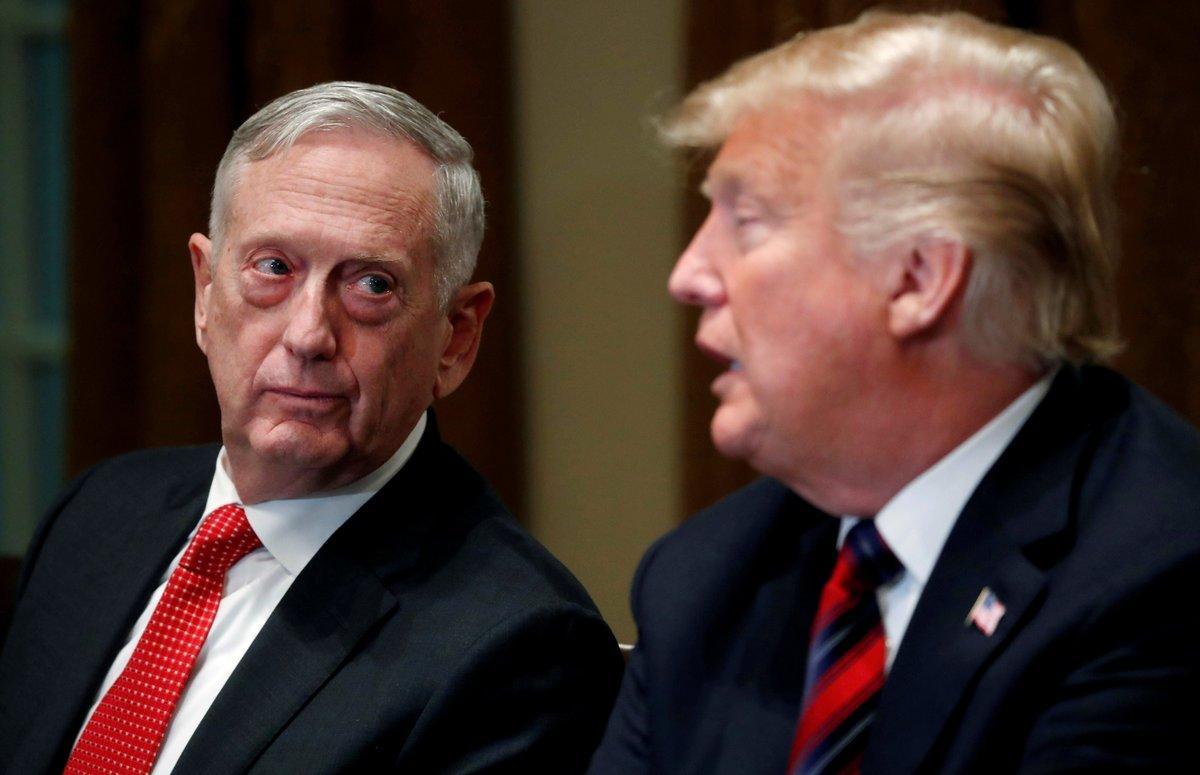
[203, 411, 427, 576]
[839, 373, 1054, 584]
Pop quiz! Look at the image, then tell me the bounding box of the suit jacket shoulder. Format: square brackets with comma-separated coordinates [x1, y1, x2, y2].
[1, 422, 623, 774]
[865, 365, 1200, 772]
[631, 478, 822, 632]
[14, 444, 218, 585]
[0, 444, 219, 772]
[593, 365, 1200, 774]
[591, 478, 836, 774]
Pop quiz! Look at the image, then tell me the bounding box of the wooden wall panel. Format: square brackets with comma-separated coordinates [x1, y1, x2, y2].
[136, 0, 235, 455]
[1034, 2, 1200, 421]
[68, 1, 522, 511]
[67, 0, 151, 466]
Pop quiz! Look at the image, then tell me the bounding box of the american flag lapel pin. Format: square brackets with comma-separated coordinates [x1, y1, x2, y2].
[965, 587, 1006, 636]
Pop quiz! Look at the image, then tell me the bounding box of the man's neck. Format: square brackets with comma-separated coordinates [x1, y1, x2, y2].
[223, 412, 430, 505]
[224, 454, 373, 505]
[793, 356, 1047, 517]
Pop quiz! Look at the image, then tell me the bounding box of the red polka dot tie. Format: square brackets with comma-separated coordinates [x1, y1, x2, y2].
[64, 504, 261, 775]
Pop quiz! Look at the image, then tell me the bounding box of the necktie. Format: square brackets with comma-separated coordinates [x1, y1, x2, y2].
[64, 504, 261, 775]
[788, 520, 901, 775]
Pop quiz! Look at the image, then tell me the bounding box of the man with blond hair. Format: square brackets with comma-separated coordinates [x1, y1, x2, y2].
[591, 11, 1199, 773]
[0, 82, 622, 774]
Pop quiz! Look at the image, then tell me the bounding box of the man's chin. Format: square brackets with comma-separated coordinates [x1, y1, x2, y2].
[248, 424, 351, 469]
[709, 409, 763, 466]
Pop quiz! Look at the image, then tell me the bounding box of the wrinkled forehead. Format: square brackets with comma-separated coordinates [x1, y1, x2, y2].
[227, 130, 438, 239]
[702, 99, 839, 201]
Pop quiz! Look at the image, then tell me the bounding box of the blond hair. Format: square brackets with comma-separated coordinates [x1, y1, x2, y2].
[662, 11, 1121, 366]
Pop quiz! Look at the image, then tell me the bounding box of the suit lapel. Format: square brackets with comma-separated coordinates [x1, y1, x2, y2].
[10, 472, 208, 774]
[864, 369, 1094, 773]
[864, 507, 1049, 774]
[174, 417, 454, 775]
[173, 533, 397, 775]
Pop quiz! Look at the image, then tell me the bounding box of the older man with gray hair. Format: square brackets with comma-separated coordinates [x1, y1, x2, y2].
[0, 81, 622, 774]
[591, 10, 1199, 774]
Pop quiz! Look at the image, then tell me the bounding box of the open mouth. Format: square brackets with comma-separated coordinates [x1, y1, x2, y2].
[696, 340, 737, 371]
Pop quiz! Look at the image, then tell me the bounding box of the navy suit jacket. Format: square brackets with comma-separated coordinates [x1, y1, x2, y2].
[590, 366, 1200, 773]
[0, 414, 624, 773]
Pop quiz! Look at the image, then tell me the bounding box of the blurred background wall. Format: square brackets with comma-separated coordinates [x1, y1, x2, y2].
[2, 0, 1198, 644]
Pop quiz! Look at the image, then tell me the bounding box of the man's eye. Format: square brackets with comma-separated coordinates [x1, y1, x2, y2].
[253, 257, 290, 276]
[357, 274, 392, 295]
[733, 212, 770, 248]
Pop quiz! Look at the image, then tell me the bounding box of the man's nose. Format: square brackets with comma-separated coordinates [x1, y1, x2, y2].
[282, 285, 337, 360]
[667, 212, 725, 306]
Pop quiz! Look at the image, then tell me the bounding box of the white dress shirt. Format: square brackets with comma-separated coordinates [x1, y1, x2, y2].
[839, 375, 1053, 669]
[74, 413, 426, 774]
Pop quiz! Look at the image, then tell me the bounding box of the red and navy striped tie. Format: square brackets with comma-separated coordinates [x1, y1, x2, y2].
[788, 519, 901, 774]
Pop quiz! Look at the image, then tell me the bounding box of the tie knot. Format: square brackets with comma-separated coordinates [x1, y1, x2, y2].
[837, 520, 902, 591]
[180, 503, 262, 577]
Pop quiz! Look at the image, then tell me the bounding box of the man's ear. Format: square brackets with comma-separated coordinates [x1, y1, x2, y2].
[189, 233, 215, 355]
[433, 281, 496, 400]
[886, 238, 970, 340]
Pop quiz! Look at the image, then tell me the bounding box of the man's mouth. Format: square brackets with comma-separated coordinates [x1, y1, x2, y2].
[696, 340, 738, 372]
[265, 387, 347, 406]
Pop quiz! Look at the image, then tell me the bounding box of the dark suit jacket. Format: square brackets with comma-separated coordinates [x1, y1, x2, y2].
[590, 366, 1200, 773]
[0, 414, 624, 773]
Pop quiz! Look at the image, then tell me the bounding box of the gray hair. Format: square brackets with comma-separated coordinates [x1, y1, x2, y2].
[209, 81, 485, 307]
[661, 11, 1121, 368]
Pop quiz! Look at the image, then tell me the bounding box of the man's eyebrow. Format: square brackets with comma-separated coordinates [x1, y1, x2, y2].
[347, 247, 430, 269]
[700, 174, 739, 200]
[700, 169, 748, 202]
[348, 252, 403, 265]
